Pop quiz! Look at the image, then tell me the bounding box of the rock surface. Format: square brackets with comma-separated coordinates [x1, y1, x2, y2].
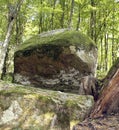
[14, 30, 97, 93]
[0, 81, 94, 130]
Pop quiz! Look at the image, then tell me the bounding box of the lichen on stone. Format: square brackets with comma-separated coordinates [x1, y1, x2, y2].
[0, 82, 94, 129]
[0, 100, 23, 125]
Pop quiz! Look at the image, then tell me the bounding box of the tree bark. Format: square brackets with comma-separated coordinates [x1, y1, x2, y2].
[0, 0, 24, 78]
[73, 58, 119, 130]
[90, 57, 119, 118]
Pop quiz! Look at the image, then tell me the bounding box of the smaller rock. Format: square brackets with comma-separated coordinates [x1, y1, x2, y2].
[0, 100, 22, 125]
[0, 82, 94, 130]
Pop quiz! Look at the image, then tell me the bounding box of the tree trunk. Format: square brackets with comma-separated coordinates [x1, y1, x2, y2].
[68, 0, 74, 29]
[38, 0, 43, 34]
[90, 0, 96, 41]
[73, 58, 119, 130]
[76, 5, 80, 31]
[0, 0, 24, 78]
[90, 57, 119, 118]
[100, 35, 103, 71]
[60, 0, 65, 28]
[104, 33, 108, 71]
[112, 0, 116, 64]
[51, 0, 57, 30]
[0, 20, 14, 78]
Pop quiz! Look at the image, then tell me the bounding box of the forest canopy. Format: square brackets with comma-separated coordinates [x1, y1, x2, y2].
[0, 0, 119, 78]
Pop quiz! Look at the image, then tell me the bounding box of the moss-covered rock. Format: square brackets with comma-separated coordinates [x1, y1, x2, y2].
[14, 30, 98, 93]
[17, 30, 95, 52]
[0, 81, 94, 130]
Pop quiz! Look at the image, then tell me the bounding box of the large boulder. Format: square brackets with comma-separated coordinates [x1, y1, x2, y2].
[14, 30, 97, 92]
[0, 81, 94, 130]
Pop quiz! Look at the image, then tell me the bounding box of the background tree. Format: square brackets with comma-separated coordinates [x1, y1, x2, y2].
[0, 0, 24, 78]
[0, 0, 119, 79]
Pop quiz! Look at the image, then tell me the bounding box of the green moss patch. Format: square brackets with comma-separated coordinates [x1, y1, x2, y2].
[0, 87, 28, 96]
[17, 30, 96, 53]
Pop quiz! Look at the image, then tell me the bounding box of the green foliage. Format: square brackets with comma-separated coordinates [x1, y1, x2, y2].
[96, 70, 107, 79]
[0, 0, 119, 79]
[2, 74, 13, 82]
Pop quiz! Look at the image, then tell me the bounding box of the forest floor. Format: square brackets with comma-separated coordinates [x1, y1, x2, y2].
[73, 113, 119, 130]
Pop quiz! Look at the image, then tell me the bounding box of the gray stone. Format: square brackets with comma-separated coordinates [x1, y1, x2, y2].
[0, 100, 22, 125]
[0, 81, 94, 130]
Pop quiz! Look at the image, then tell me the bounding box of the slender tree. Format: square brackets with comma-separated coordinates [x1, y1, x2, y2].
[60, 0, 66, 28]
[104, 33, 108, 71]
[68, 0, 74, 29]
[51, 0, 57, 30]
[0, 0, 24, 78]
[38, 0, 43, 34]
[112, 0, 116, 64]
[89, 0, 96, 42]
[76, 2, 81, 31]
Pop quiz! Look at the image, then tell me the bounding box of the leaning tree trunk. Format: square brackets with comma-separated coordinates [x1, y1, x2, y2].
[0, 0, 24, 78]
[73, 58, 119, 129]
[90, 57, 119, 118]
[0, 19, 14, 78]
